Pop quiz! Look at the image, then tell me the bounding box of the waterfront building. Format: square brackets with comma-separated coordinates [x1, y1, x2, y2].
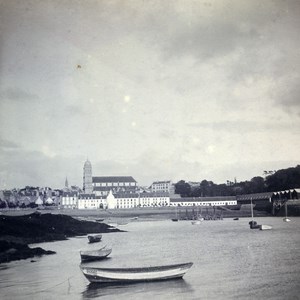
[61, 191, 78, 209]
[106, 191, 170, 209]
[78, 193, 106, 209]
[170, 196, 237, 207]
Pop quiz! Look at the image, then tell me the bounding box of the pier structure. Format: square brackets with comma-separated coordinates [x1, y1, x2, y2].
[236, 189, 299, 215]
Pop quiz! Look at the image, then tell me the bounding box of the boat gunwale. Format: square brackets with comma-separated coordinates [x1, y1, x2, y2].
[81, 262, 193, 273]
[80, 249, 112, 257]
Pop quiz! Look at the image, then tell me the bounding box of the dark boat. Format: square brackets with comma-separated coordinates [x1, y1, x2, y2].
[249, 198, 272, 230]
[80, 246, 112, 262]
[95, 218, 104, 222]
[233, 217, 239, 221]
[88, 234, 102, 243]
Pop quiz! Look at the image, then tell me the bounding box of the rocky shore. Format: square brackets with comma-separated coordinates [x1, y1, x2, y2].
[0, 212, 121, 264]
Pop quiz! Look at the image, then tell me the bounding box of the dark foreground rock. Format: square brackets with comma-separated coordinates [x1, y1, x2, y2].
[0, 240, 56, 263]
[0, 212, 121, 263]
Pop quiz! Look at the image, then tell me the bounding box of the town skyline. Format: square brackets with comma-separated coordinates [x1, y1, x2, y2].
[1, 1, 299, 189]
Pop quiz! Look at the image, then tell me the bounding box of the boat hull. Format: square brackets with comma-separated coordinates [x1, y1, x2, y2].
[80, 262, 193, 283]
[80, 248, 112, 262]
[191, 220, 202, 225]
[260, 225, 272, 230]
[88, 235, 102, 243]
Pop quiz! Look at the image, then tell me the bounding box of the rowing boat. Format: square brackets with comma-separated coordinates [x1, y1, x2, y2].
[88, 234, 102, 243]
[80, 262, 193, 283]
[80, 246, 112, 262]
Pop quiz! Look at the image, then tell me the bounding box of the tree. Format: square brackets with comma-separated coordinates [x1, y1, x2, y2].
[266, 165, 300, 191]
[250, 176, 266, 193]
[175, 180, 191, 197]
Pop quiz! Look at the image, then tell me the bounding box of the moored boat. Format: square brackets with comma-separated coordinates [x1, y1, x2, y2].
[80, 262, 193, 283]
[80, 246, 112, 262]
[88, 234, 102, 243]
[95, 218, 104, 222]
[283, 202, 291, 222]
[259, 224, 272, 230]
[249, 198, 272, 230]
[191, 220, 202, 225]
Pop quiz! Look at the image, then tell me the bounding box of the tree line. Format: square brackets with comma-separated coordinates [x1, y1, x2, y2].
[175, 165, 300, 197]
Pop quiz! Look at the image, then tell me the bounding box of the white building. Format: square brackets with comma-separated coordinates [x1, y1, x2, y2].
[105, 191, 170, 209]
[78, 194, 106, 209]
[61, 191, 78, 209]
[150, 180, 174, 194]
[170, 196, 237, 207]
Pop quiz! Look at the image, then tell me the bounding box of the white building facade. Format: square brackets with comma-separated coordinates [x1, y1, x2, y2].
[61, 191, 78, 209]
[105, 191, 170, 209]
[78, 193, 106, 209]
[170, 196, 237, 207]
[150, 180, 174, 194]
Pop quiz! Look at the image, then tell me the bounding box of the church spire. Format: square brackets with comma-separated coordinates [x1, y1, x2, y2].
[65, 176, 69, 188]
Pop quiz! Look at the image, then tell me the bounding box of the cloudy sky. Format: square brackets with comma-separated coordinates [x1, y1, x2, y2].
[0, 0, 299, 189]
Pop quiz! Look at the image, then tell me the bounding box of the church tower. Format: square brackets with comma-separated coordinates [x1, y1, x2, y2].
[83, 159, 93, 194]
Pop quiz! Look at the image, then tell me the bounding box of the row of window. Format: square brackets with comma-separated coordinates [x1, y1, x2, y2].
[93, 182, 136, 187]
[171, 202, 237, 206]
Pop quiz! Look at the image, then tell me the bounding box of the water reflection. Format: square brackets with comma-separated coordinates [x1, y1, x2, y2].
[82, 279, 194, 299]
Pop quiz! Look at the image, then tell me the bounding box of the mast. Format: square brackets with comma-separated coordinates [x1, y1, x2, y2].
[285, 201, 288, 218]
[251, 198, 254, 220]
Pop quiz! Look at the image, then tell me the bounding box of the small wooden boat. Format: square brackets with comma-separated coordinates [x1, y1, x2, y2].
[249, 198, 272, 230]
[80, 246, 112, 262]
[249, 220, 260, 229]
[80, 262, 193, 283]
[95, 218, 104, 222]
[191, 220, 202, 225]
[117, 222, 128, 226]
[171, 218, 179, 222]
[88, 234, 102, 243]
[283, 202, 291, 222]
[259, 224, 272, 230]
[233, 217, 239, 221]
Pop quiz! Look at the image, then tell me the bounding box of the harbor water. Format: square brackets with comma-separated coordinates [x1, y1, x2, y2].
[0, 217, 299, 299]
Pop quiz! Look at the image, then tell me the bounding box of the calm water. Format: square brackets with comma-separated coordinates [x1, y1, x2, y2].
[0, 217, 299, 300]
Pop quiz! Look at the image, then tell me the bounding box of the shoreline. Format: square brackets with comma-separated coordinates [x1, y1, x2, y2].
[0, 212, 122, 264]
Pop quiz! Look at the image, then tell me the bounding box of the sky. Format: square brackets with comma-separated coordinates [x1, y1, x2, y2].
[0, 0, 299, 189]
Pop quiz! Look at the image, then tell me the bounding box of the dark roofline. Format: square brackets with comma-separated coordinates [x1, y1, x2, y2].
[92, 176, 137, 183]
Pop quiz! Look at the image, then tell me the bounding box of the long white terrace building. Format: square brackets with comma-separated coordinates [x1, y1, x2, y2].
[170, 196, 237, 207]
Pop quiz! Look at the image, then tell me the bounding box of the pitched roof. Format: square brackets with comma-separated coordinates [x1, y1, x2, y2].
[151, 180, 171, 185]
[62, 191, 78, 197]
[236, 192, 274, 201]
[92, 176, 137, 183]
[112, 192, 169, 198]
[93, 186, 136, 191]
